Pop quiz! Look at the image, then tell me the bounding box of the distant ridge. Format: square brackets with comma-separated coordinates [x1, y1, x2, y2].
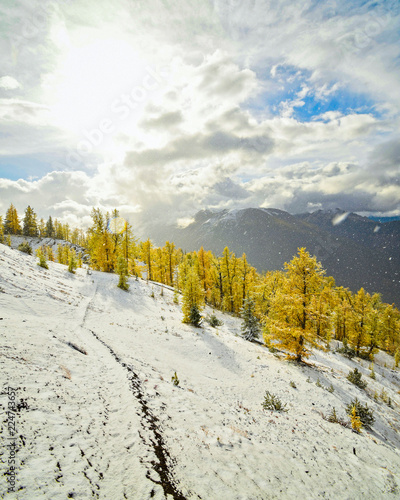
[369, 216, 400, 223]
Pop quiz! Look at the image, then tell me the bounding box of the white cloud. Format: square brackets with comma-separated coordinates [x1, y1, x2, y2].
[0, 76, 21, 90]
[0, 171, 95, 225]
[0, 99, 50, 125]
[176, 216, 195, 228]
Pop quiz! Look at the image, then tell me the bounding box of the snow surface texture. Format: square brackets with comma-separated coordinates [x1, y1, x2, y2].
[1, 243, 400, 499]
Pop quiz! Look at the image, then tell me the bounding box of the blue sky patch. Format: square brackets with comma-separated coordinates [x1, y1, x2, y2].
[245, 63, 380, 123]
[293, 90, 380, 122]
[0, 156, 52, 181]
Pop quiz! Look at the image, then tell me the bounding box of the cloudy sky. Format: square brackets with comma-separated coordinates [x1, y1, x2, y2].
[0, 0, 399, 232]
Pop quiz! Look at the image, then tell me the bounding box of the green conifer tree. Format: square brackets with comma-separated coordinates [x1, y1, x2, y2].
[46, 216, 55, 238]
[23, 205, 38, 237]
[240, 296, 260, 341]
[189, 304, 202, 327]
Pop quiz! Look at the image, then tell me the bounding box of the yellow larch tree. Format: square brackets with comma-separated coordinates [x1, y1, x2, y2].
[380, 304, 400, 355]
[141, 239, 154, 281]
[264, 248, 326, 361]
[4, 203, 22, 235]
[153, 246, 167, 284]
[234, 253, 258, 313]
[331, 286, 353, 343]
[346, 288, 375, 356]
[163, 241, 178, 286]
[209, 256, 223, 309]
[196, 246, 214, 302]
[254, 270, 285, 319]
[87, 208, 114, 272]
[220, 246, 237, 313]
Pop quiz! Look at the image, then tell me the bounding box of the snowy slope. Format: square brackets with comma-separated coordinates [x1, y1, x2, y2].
[1, 243, 400, 499]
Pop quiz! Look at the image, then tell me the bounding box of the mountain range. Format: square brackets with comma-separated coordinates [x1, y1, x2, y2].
[150, 207, 400, 306]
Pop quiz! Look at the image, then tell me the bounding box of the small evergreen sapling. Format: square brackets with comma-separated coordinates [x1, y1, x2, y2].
[337, 339, 356, 359]
[327, 407, 339, 423]
[380, 388, 392, 406]
[347, 368, 367, 389]
[323, 407, 350, 427]
[345, 398, 374, 429]
[206, 313, 223, 328]
[369, 363, 376, 379]
[18, 241, 32, 255]
[189, 304, 202, 327]
[240, 296, 260, 342]
[171, 372, 179, 386]
[262, 391, 287, 412]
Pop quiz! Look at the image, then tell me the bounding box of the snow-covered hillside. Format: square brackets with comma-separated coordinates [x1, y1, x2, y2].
[1, 243, 400, 499]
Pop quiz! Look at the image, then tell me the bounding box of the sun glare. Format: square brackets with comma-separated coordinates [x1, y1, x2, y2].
[50, 39, 147, 133]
